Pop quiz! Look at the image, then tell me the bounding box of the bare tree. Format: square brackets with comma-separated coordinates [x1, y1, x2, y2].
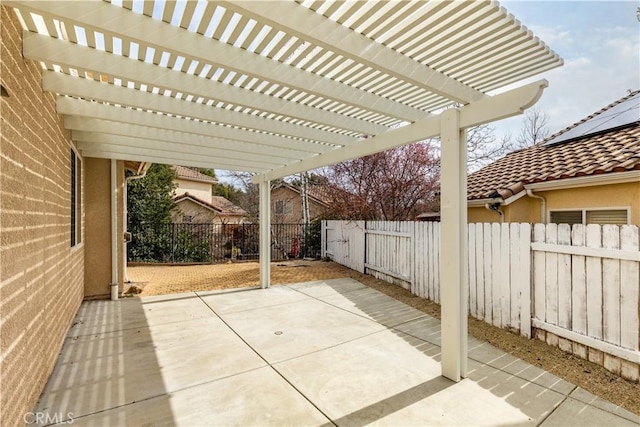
[466, 108, 550, 171]
[466, 124, 512, 172]
[512, 107, 550, 149]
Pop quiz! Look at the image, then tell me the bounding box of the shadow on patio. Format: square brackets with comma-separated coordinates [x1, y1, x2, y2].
[33, 278, 638, 426]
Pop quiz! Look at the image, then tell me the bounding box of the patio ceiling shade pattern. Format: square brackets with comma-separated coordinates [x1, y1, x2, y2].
[8, 0, 562, 177]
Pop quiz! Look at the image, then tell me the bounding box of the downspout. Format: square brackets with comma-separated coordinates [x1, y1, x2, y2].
[526, 189, 546, 223]
[110, 159, 119, 300]
[123, 162, 151, 283]
[485, 202, 504, 223]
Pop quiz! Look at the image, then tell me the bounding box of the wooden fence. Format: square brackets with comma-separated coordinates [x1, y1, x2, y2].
[322, 220, 640, 379]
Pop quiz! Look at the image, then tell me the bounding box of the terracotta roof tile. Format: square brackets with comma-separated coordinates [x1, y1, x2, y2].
[172, 165, 217, 184]
[174, 193, 247, 217]
[468, 91, 640, 200]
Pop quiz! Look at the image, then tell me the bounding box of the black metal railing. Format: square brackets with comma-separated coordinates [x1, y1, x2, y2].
[127, 222, 321, 264]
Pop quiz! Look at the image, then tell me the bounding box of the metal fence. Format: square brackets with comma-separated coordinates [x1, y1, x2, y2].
[128, 222, 321, 263]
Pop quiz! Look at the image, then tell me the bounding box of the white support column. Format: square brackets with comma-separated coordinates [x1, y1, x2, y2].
[440, 109, 468, 381]
[259, 176, 271, 288]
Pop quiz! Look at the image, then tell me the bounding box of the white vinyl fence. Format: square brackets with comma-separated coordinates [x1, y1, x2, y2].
[322, 220, 640, 378]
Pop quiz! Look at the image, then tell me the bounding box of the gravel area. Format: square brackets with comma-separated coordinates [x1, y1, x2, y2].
[127, 260, 639, 416]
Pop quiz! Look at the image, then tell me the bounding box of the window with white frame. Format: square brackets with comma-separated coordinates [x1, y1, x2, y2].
[549, 208, 628, 225]
[70, 148, 82, 247]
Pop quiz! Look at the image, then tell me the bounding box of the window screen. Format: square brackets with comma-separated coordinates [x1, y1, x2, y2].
[550, 211, 582, 225]
[586, 210, 628, 225]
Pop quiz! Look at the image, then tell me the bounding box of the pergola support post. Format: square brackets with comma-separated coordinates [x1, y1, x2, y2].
[259, 176, 271, 288]
[440, 109, 468, 382]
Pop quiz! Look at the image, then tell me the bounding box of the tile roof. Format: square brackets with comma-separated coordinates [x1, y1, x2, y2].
[210, 196, 247, 216]
[174, 193, 247, 217]
[467, 91, 640, 200]
[172, 165, 217, 184]
[272, 182, 331, 206]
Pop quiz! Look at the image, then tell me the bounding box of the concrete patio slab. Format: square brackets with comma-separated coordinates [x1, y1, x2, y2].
[35, 315, 266, 420]
[319, 286, 428, 327]
[32, 278, 638, 427]
[197, 285, 306, 315]
[69, 292, 215, 337]
[287, 277, 366, 298]
[67, 367, 331, 427]
[540, 396, 639, 426]
[219, 297, 387, 363]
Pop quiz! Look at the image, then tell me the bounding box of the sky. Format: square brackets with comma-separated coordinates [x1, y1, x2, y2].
[492, 0, 639, 138]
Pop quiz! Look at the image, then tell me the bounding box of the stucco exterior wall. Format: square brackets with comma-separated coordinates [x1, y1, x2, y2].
[468, 205, 503, 223]
[539, 181, 640, 225]
[468, 181, 639, 225]
[271, 186, 327, 224]
[84, 158, 125, 298]
[0, 7, 85, 424]
[174, 178, 211, 203]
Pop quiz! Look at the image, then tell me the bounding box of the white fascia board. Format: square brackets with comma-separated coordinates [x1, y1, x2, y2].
[65, 116, 309, 161]
[57, 97, 332, 154]
[467, 198, 503, 207]
[12, 0, 424, 123]
[221, 1, 484, 104]
[524, 170, 640, 191]
[74, 132, 284, 167]
[24, 32, 387, 137]
[44, 72, 350, 146]
[254, 80, 547, 183]
[503, 190, 528, 206]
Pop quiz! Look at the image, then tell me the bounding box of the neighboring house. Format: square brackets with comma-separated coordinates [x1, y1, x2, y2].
[173, 165, 217, 202]
[171, 166, 246, 224]
[271, 182, 330, 224]
[467, 90, 640, 225]
[173, 193, 247, 224]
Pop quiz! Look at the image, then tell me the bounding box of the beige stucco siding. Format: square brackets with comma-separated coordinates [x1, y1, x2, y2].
[468, 181, 640, 224]
[271, 186, 327, 223]
[0, 7, 85, 424]
[84, 158, 125, 298]
[468, 206, 503, 223]
[175, 178, 211, 203]
[539, 181, 640, 224]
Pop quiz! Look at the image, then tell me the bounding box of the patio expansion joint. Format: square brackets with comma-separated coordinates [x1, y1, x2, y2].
[534, 390, 575, 427]
[195, 293, 338, 426]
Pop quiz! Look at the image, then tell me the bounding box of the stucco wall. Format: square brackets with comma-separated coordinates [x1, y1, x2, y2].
[540, 181, 640, 224]
[0, 6, 85, 424]
[84, 158, 125, 299]
[174, 178, 211, 203]
[271, 186, 327, 223]
[468, 181, 640, 225]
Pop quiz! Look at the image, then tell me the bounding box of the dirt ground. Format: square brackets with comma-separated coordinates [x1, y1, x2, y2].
[127, 260, 639, 416]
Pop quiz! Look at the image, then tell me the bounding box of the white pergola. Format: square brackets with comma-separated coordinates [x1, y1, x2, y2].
[8, 0, 562, 382]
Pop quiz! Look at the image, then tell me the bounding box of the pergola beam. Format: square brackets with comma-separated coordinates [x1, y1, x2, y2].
[74, 132, 282, 168]
[44, 72, 353, 146]
[56, 97, 333, 154]
[65, 117, 310, 161]
[24, 32, 389, 136]
[80, 148, 260, 173]
[254, 80, 548, 183]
